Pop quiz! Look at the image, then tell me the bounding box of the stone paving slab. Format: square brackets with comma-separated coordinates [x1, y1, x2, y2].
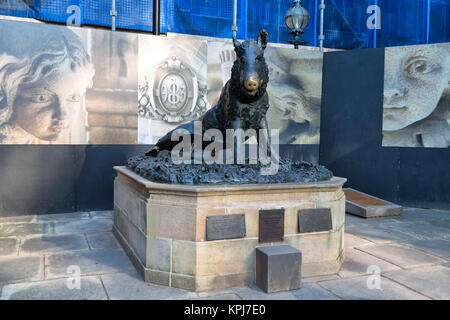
[230, 283, 341, 300]
[338, 248, 401, 278]
[20, 234, 89, 255]
[86, 232, 120, 250]
[89, 211, 114, 219]
[383, 265, 450, 300]
[0, 215, 37, 225]
[318, 275, 429, 300]
[193, 293, 242, 300]
[302, 274, 341, 283]
[344, 233, 373, 248]
[386, 221, 450, 241]
[357, 243, 445, 268]
[0, 238, 18, 256]
[345, 224, 422, 244]
[0, 276, 107, 300]
[45, 249, 134, 279]
[37, 212, 90, 222]
[0, 256, 43, 285]
[400, 239, 450, 260]
[55, 219, 113, 234]
[100, 271, 198, 300]
[0, 222, 56, 238]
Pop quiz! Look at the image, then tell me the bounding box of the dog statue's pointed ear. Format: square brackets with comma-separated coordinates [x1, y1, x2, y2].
[257, 29, 268, 50]
[233, 34, 243, 56]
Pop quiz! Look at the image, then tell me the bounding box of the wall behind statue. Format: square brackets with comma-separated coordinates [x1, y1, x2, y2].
[0, 20, 321, 216]
[320, 47, 450, 209]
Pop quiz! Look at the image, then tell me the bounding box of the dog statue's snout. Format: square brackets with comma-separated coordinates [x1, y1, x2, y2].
[244, 74, 260, 92]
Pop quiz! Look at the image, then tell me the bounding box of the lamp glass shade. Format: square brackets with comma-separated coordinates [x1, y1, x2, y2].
[284, 1, 310, 32]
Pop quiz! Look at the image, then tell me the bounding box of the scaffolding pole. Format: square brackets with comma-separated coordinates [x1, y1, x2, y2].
[319, 0, 325, 51]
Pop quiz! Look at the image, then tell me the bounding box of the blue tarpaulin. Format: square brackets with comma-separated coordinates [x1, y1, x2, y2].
[0, 0, 449, 49]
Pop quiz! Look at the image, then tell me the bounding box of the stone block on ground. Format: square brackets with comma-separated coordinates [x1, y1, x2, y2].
[255, 245, 302, 293]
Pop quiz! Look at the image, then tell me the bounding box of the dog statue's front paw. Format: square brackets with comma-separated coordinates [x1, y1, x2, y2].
[145, 146, 160, 157]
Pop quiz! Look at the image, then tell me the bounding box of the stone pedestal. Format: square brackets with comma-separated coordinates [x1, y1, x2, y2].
[113, 166, 347, 292]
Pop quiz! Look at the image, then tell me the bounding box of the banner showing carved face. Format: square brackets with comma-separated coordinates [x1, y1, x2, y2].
[0, 19, 139, 144]
[138, 34, 209, 144]
[382, 43, 450, 148]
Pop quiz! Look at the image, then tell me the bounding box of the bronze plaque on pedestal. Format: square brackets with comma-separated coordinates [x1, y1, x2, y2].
[259, 209, 284, 243]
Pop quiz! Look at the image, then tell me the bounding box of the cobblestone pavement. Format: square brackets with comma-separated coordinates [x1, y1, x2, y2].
[0, 208, 448, 300]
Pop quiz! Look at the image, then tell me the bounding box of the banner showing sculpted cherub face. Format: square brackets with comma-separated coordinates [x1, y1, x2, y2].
[0, 21, 95, 144]
[382, 43, 450, 148]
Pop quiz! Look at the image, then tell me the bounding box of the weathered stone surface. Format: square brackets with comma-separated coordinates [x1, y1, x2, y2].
[357, 243, 445, 268]
[383, 265, 450, 300]
[256, 245, 302, 293]
[89, 211, 114, 219]
[298, 208, 332, 233]
[101, 271, 196, 300]
[338, 248, 400, 278]
[0, 215, 37, 224]
[147, 203, 197, 241]
[20, 234, 89, 255]
[193, 293, 241, 300]
[37, 212, 90, 222]
[147, 237, 171, 271]
[0, 276, 107, 300]
[0, 238, 18, 256]
[86, 232, 120, 250]
[45, 250, 134, 279]
[344, 233, 373, 248]
[113, 167, 346, 291]
[319, 276, 430, 300]
[114, 179, 147, 232]
[401, 239, 450, 260]
[55, 219, 112, 234]
[231, 283, 340, 300]
[0, 222, 55, 238]
[302, 274, 341, 283]
[345, 224, 419, 244]
[206, 214, 246, 241]
[196, 239, 259, 277]
[0, 256, 43, 285]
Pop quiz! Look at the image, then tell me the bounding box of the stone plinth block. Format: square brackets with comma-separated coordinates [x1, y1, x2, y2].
[344, 188, 402, 218]
[113, 166, 347, 292]
[256, 245, 302, 293]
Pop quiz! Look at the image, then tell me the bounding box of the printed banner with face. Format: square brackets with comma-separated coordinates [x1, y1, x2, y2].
[382, 43, 450, 148]
[0, 18, 323, 146]
[0, 19, 139, 145]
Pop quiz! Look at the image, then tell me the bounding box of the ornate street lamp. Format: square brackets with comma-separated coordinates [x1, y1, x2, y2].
[284, 0, 310, 49]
